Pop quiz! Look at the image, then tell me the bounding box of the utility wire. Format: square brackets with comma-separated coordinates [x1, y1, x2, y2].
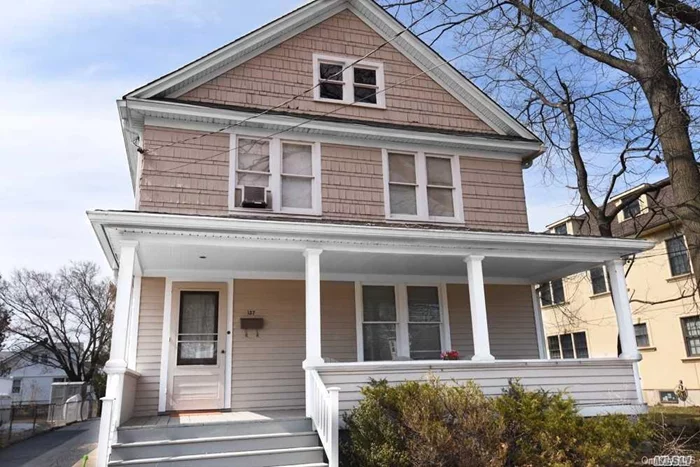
[140, 1, 447, 155]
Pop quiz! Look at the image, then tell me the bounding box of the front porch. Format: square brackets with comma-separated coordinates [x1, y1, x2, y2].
[90, 211, 654, 466]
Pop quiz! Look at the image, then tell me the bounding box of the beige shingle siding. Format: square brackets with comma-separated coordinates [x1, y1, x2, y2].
[180, 10, 496, 135]
[140, 127, 230, 215]
[133, 278, 165, 417]
[448, 284, 539, 360]
[321, 144, 385, 221]
[461, 158, 529, 232]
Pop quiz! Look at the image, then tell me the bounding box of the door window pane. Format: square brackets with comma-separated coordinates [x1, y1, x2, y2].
[177, 291, 218, 365]
[407, 286, 441, 360]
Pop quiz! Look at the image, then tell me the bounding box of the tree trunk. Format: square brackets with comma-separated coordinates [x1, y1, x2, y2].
[624, 0, 700, 296]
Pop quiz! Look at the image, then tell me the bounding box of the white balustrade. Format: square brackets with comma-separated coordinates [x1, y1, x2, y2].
[97, 397, 115, 467]
[307, 369, 340, 467]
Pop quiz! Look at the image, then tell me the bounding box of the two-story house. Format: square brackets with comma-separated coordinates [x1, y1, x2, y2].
[0, 346, 68, 405]
[542, 181, 698, 407]
[91, 1, 654, 466]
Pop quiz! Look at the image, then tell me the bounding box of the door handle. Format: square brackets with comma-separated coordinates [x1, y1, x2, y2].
[221, 350, 225, 354]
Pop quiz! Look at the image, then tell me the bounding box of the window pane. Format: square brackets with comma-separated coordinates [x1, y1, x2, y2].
[427, 187, 454, 217]
[667, 237, 691, 276]
[320, 82, 343, 100]
[560, 333, 575, 359]
[539, 283, 552, 306]
[388, 153, 416, 183]
[363, 323, 397, 361]
[178, 292, 218, 365]
[237, 172, 269, 187]
[554, 224, 568, 235]
[622, 198, 641, 219]
[178, 341, 217, 362]
[282, 143, 312, 176]
[320, 63, 343, 81]
[634, 323, 650, 348]
[590, 266, 607, 295]
[281, 177, 312, 209]
[407, 286, 440, 322]
[409, 324, 441, 360]
[362, 286, 396, 322]
[547, 336, 561, 359]
[551, 279, 565, 304]
[238, 139, 270, 172]
[354, 86, 377, 104]
[354, 68, 376, 85]
[389, 185, 417, 215]
[573, 332, 588, 358]
[682, 316, 700, 357]
[426, 157, 452, 186]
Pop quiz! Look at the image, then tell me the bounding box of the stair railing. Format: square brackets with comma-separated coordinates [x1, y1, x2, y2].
[307, 369, 340, 467]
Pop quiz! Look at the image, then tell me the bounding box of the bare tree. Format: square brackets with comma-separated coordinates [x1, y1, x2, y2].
[0, 262, 114, 391]
[381, 0, 700, 297]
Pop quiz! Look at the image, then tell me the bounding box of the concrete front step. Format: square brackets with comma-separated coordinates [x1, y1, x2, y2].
[107, 446, 326, 467]
[117, 417, 312, 443]
[111, 432, 320, 461]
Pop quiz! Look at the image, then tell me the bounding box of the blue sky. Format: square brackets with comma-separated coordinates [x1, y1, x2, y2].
[0, 0, 578, 275]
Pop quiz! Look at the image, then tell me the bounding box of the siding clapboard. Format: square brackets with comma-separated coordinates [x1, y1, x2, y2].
[318, 360, 639, 413]
[133, 278, 165, 417]
[448, 284, 539, 360]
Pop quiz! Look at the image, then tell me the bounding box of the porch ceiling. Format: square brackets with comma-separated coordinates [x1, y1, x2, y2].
[89, 211, 655, 284]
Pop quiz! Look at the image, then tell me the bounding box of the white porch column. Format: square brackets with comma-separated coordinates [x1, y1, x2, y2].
[465, 256, 494, 362]
[303, 248, 323, 419]
[98, 241, 138, 467]
[304, 249, 323, 365]
[605, 259, 641, 360]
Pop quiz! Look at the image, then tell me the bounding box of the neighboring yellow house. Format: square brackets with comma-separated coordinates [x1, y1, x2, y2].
[543, 182, 699, 406]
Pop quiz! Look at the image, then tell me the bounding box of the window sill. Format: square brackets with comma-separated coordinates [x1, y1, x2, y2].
[589, 291, 611, 299]
[228, 208, 322, 219]
[667, 273, 694, 283]
[313, 97, 387, 110]
[385, 215, 465, 225]
[638, 346, 656, 352]
[540, 302, 569, 310]
[681, 356, 700, 363]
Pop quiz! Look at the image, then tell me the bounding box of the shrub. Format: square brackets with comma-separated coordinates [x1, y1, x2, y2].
[342, 376, 506, 467]
[495, 379, 650, 467]
[342, 378, 652, 467]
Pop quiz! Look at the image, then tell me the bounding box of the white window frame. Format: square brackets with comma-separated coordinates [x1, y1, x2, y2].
[633, 321, 652, 349]
[313, 54, 386, 109]
[382, 149, 464, 223]
[229, 133, 322, 215]
[547, 330, 589, 359]
[355, 282, 451, 362]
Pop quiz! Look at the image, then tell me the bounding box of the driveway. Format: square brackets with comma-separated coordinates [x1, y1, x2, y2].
[0, 419, 98, 467]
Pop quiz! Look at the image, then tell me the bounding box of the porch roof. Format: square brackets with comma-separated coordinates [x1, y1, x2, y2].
[88, 210, 654, 284]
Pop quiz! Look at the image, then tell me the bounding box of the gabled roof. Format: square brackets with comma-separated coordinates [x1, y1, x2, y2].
[124, 0, 538, 141]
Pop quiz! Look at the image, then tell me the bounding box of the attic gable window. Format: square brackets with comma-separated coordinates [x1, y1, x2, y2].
[313, 54, 386, 108]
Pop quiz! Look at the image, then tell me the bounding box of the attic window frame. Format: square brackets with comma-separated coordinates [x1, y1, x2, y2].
[312, 54, 386, 109]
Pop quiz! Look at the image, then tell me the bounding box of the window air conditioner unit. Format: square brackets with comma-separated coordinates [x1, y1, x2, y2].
[241, 186, 268, 208]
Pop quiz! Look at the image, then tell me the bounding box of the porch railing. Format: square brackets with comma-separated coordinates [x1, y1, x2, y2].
[97, 397, 115, 467]
[307, 369, 340, 467]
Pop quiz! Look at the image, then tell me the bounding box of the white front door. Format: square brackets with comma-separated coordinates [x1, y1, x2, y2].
[167, 283, 227, 411]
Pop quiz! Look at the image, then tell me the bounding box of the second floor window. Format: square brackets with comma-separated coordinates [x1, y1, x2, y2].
[232, 136, 321, 215]
[666, 236, 691, 277]
[548, 332, 588, 359]
[621, 197, 642, 220]
[539, 279, 565, 306]
[681, 316, 700, 357]
[634, 323, 650, 348]
[589, 266, 609, 295]
[384, 150, 463, 222]
[314, 54, 385, 107]
[12, 378, 21, 394]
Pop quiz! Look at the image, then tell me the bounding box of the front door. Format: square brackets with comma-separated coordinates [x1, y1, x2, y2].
[167, 283, 227, 411]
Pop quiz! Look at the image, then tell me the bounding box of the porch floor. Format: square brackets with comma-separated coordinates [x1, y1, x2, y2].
[122, 409, 306, 428]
